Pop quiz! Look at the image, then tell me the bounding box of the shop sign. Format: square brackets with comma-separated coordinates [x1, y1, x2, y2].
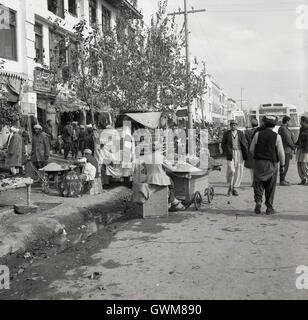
[33, 68, 55, 94]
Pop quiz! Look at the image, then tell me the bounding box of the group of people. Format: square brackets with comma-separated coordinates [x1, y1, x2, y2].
[58, 121, 97, 160]
[221, 115, 308, 215]
[0, 123, 50, 175]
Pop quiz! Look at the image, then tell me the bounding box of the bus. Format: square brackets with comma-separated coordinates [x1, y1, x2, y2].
[227, 110, 247, 131]
[249, 103, 300, 139]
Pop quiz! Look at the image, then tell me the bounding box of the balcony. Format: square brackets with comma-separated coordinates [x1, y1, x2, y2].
[105, 0, 142, 19]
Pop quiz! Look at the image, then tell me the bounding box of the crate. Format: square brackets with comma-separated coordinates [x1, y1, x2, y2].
[135, 186, 169, 219]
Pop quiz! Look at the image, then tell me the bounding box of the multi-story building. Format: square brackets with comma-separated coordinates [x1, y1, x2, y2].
[202, 74, 231, 124]
[0, 0, 141, 138]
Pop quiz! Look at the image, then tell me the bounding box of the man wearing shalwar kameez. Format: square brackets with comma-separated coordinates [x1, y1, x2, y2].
[221, 120, 248, 196]
[250, 116, 285, 215]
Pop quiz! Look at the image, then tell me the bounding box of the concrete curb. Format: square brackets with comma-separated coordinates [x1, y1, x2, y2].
[0, 187, 132, 260]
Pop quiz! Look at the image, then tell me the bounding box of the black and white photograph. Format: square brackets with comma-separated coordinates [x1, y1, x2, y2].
[0, 0, 308, 305]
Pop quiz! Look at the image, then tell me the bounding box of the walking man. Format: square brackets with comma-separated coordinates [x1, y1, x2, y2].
[4, 126, 23, 176]
[221, 120, 248, 196]
[44, 119, 53, 148]
[31, 124, 50, 169]
[278, 116, 296, 186]
[62, 121, 73, 159]
[71, 122, 79, 159]
[244, 118, 259, 185]
[250, 116, 285, 215]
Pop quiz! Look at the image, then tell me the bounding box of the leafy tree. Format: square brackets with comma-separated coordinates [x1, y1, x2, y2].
[53, 0, 207, 117]
[0, 60, 21, 127]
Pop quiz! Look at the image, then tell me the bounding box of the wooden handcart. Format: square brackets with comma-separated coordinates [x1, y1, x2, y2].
[164, 164, 221, 210]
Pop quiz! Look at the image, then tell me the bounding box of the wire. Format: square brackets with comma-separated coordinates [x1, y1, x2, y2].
[206, 9, 296, 12]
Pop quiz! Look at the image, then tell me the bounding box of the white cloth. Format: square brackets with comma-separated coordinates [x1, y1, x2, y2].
[82, 162, 96, 181]
[226, 149, 244, 188]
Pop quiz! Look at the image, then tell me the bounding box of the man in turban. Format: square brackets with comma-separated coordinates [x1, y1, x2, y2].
[221, 120, 248, 196]
[31, 124, 50, 169]
[250, 116, 285, 215]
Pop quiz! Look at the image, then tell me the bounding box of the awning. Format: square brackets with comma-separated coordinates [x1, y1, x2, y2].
[124, 112, 162, 129]
[0, 70, 28, 81]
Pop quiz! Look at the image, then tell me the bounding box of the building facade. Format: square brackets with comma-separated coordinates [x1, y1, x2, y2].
[0, 0, 141, 138]
[202, 74, 233, 125]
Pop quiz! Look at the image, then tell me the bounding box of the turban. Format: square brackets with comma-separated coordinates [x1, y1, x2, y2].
[84, 149, 92, 155]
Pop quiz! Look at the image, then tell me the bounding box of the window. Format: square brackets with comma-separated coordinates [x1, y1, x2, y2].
[89, 0, 97, 26]
[47, 0, 64, 18]
[0, 9, 17, 60]
[34, 23, 43, 63]
[68, 0, 77, 16]
[49, 30, 67, 68]
[102, 5, 111, 32]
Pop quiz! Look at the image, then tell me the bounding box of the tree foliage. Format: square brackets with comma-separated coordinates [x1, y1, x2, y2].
[0, 60, 21, 127]
[55, 0, 207, 115]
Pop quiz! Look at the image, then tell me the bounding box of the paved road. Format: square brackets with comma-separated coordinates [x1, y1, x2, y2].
[1, 159, 308, 300]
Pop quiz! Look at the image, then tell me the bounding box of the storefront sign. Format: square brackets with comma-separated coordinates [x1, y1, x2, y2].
[33, 68, 55, 95]
[20, 92, 37, 115]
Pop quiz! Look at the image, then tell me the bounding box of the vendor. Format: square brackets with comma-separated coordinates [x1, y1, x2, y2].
[141, 142, 185, 211]
[84, 149, 100, 178]
[77, 157, 97, 193]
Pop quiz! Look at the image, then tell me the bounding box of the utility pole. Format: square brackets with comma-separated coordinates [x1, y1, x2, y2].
[167, 1, 206, 131]
[238, 88, 247, 110]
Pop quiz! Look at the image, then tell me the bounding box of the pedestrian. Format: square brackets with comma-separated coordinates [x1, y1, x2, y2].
[44, 119, 53, 149]
[31, 124, 50, 169]
[250, 116, 285, 215]
[221, 120, 248, 196]
[62, 121, 73, 159]
[77, 157, 97, 194]
[20, 127, 30, 175]
[4, 126, 23, 176]
[84, 149, 99, 178]
[244, 118, 259, 186]
[71, 121, 79, 159]
[78, 125, 86, 155]
[296, 116, 308, 185]
[278, 116, 297, 186]
[84, 124, 95, 155]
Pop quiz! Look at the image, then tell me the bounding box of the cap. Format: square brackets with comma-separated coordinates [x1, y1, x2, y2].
[84, 149, 92, 155]
[34, 124, 42, 130]
[230, 120, 238, 125]
[263, 116, 277, 125]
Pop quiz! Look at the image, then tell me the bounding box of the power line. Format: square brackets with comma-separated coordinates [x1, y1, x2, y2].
[206, 8, 295, 12]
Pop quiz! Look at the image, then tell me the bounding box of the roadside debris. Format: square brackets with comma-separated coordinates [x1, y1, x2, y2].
[87, 272, 102, 280]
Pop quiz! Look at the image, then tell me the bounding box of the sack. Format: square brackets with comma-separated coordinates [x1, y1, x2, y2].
[58, 170, 83, 198]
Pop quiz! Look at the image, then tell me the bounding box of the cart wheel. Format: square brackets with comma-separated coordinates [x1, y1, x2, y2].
[194, 192, 202, 211]
[207, 187, 215, 203]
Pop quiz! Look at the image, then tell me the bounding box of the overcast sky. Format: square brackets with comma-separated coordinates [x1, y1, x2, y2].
[138, 0, 308, 114]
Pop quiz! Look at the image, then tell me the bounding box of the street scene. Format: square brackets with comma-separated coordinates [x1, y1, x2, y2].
[0, 0, 308, 301]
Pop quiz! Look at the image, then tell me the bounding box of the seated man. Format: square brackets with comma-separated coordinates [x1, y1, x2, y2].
[84, 149, 100, 178]
[78, 157, 97, 194]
